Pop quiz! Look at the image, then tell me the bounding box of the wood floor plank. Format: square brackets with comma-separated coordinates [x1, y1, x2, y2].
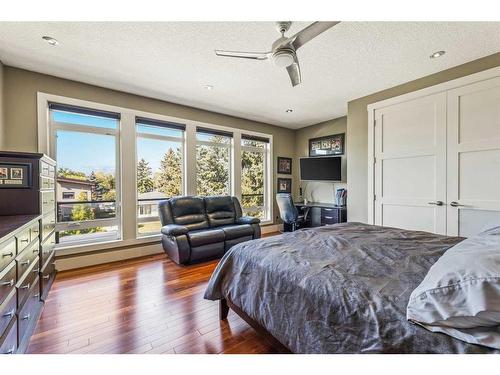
[26, 244, 280, 354]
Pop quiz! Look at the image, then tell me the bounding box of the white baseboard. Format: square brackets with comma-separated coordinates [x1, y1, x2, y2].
[55, 242, 164, 271]
[261, 224, 282, 234]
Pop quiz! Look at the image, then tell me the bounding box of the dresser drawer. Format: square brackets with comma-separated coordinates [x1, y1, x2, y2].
[18, 277, 41, 345]
[0, 263, 16, 306]
[16, 228, 31, 254]
[40, 176, 55, 190]
[29, 222, 40, 242]
[0, 238, 16, 274]
[41, 214, 56, 242]
[40, 191, 56, 214]
[16, 239, 39, 280]
[40, 161, 55, 178]
[0, 289, 16, 337]
[321, 216, 339, 225]
[16, 260, 39, 310]
[41, 234, 56, 268]
[41, 255, 56, 302]
[0, 318, 17, 354]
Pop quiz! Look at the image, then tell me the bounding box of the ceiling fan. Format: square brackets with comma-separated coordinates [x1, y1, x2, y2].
[215, 21, 340, 87]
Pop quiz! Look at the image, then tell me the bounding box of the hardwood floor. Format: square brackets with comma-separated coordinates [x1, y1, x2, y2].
[27, 250, 279, 354]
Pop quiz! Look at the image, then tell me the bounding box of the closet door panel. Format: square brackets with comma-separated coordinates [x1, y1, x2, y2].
[374, 93, 447, 234]
[447, 76, 500, 236]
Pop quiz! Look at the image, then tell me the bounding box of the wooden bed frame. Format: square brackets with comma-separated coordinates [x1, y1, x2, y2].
[219, 298, 292, 353]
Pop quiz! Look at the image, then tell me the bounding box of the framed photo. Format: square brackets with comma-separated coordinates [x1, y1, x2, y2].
[0, 163, 31, 189]
[309, 133, 345, 157]
[277, 178, 292, 193]
[277, 157, 292, 174]
[10, 167, 23, 180]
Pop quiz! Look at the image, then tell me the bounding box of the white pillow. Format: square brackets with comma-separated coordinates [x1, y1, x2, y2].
[406, 230, 500, 349]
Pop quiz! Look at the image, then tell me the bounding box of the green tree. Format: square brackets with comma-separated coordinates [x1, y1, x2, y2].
[241, 149, 265, 218]
[137, 158, 154, 194]
[196, 136, 229, 196]
[155, 147, 182, 197]
[57, 168, 86, 180]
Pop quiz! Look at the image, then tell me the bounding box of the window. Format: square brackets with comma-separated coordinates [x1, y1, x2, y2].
[241, 135, 270, 220]
[136, 117, 185, 237]
[196, 127, 232, 196]
[62, 192, 75, 200]
[50, 103, 121, 247]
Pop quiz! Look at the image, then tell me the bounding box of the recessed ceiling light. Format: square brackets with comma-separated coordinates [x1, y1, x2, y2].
[430, 50, 445, 59]
[203, 84, 214, 91]
[285, 109, 293, 113]
[42, 36, 59, 46]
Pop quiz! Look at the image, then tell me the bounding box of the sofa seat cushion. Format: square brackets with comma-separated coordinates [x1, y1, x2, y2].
[187, 228, 225, 247]
[220, 224, 254, 240]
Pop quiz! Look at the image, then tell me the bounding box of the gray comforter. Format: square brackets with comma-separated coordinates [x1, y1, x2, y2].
[204, 223, 499, 353]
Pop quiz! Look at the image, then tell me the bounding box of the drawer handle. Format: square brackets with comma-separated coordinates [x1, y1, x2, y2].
[21, 283, 30, 290]
[20, 239, 29, 243]
[2, 252, 14, 258]
[33, 293, 40, 299]
[33, 268, 40, 274]
[2, 309, 15, 318]
[43, 275, 50, 280]
[22, 313, 31, 320]
[33, 248, 39, 253]
[1, 279, 14, 287]
[324, 216, 333, 219]
[4, 346, 15, 354]
[323, 208, 333, 211]
[21, 260, 30, 266]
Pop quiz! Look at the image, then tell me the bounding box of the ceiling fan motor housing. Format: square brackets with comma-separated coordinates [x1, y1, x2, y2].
[272, 49, 295, 68]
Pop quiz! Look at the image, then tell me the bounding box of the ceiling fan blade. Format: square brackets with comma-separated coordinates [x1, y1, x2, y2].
[286, 57, 301, 87]
[291, 21, 340, 50]
[214, 50, 270, 60]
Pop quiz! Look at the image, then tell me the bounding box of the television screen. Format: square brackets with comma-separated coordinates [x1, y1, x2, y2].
[300, 157, 341, 181]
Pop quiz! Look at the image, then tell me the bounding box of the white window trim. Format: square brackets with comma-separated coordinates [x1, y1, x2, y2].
[37, 92, 274, 256]
[136, 123, 185, 238]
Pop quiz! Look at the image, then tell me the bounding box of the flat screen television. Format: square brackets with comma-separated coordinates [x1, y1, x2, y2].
[300, 156, 341, 181]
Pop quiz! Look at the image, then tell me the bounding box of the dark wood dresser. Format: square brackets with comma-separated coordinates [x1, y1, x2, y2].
[0, 151, 56, 354]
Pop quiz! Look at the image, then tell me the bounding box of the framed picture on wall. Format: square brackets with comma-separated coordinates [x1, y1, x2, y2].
[277, 178, 292, 193]
[309, 133, 345, 157]
[277, 157, 292, 174]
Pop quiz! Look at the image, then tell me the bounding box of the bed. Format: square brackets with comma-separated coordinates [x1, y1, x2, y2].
[204, 222, 499, 353]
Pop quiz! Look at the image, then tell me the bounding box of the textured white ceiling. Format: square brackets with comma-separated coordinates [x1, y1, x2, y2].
[0, 22, 499, 129]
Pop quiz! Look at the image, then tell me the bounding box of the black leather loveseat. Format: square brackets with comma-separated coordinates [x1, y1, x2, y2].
[158, 195, 261, 264]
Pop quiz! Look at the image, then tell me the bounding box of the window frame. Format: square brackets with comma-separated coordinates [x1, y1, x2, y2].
[49, 108, 122, 248]
[135, 119, 186, 238]
[195, 131, 233, 197]
[240, 138, 270, 221]
[37, 92, 274, 256]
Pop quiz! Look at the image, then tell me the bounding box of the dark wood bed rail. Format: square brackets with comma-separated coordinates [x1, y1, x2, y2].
[219, 298, 292, 354]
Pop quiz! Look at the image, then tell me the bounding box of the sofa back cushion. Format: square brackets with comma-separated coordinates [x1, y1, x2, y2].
[169, 196, 209, 231]
[204, 196, 236, 227]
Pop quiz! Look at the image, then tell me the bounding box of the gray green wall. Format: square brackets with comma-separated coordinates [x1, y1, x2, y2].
[2, 66, 296, 225]
[293, 116, 346, 203]
[346, 52, 500, 222]
[0, 61, 4, 150]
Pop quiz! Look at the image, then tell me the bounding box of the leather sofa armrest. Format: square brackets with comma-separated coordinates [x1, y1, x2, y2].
[236, 216, 261, 225]
[161, 224, 189, 237]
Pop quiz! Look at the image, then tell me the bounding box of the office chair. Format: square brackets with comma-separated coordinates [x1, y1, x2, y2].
[276, 193, 310, 232]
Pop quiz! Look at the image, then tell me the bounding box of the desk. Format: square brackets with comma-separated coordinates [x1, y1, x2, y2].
[295, 202, 347, 228]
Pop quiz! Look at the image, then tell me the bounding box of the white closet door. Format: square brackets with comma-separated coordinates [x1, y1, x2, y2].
[447, 77, 500, 237]
[374, 92, 447, 234]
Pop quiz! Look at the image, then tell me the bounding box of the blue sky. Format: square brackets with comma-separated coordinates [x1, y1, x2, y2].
[55, 112, 180, 175]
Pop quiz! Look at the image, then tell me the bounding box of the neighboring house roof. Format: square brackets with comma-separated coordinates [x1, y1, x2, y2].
[137, 191, 168, 200]
[57, 177, 93, 186]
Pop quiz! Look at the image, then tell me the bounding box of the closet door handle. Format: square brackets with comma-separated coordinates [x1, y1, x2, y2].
[450, 201, 465, 207]
[428, 201, 444, 206]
